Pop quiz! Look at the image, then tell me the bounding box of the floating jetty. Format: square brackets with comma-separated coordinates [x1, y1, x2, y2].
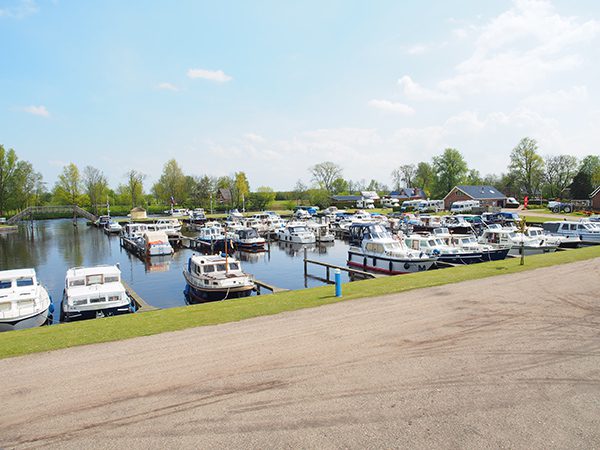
[121, 280, 157, 312]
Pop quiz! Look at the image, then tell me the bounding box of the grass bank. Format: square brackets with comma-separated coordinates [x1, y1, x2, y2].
[1, 245, 599, 360]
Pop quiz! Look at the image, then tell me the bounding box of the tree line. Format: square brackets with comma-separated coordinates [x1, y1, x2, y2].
[1, 138, 599, 215]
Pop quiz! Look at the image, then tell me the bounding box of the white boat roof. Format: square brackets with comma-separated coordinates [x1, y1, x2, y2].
[66, 265, 121, 279]
[0, 268, 36, 280]
[190, 254, 239, 265]
[144, 231, 170, 241]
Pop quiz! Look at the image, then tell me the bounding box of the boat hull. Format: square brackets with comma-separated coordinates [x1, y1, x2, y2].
[347, 250, 435, 274]
[185, 283, 254, 303]
[479, 247, 511, 261]
[60, 302, 133, 322]
[436, 252, 483, 265]
[508, 245, 557, 257]
[0, 307, 51, 332]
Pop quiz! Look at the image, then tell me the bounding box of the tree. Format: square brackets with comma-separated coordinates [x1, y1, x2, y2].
[509, 137, 545, 196]
[307, 189, 331, 208]
[54, 163, 82, 205]
[570, 155, 600, 198]
[125, 170, 146, 207]
[83, 166, 108, 214]
[466, 169, 482, 185]
[293, 179, 307, 203]
[432, 148, 468, 197]
[331, 177, 348, 194]
[234, 172, 250, 208]
[0, 145, 18, 214]
[397, 164, 416, 188]
[543, 155, 578, 198]
[249, 186, 276, 210]
[152, 159, 186, 206]
[310, 161, 343, 192]
[414, 162, 436, 197]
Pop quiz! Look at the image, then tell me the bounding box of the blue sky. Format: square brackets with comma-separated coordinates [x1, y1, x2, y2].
[1, 0, 599, 190]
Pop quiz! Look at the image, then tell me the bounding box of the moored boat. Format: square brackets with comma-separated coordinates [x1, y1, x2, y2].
[347, 223, 436, 274]
[183, 254, 255, 302]
[61, 265, 134, 321]
[0, 268, 53, 332]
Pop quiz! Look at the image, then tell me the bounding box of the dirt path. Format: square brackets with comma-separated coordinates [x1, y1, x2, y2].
[2, 259, 600, 449]
[503, 208, 580, 221]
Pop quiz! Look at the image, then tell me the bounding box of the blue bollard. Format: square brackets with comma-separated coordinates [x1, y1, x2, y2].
[335, 268, 342, 297]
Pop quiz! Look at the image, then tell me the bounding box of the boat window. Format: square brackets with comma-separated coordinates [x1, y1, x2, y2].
[108, 295, 120, 302]
[86, 274, 103, 286]
[508, 232, 516, 239]
[17, 299, 33, 307]
[0, 280, 12, 289]
[69, 279, 85, 287]
[0, 302, 11, 311]
[229, 263, 240, 270]
[104, 276, 119, 283]
[216, 264, 227, 271]
[204, 265, 215, 273]
[90, 297, 105, 303]
[16, 277, 34, 287]
[73, 299, 87, 306]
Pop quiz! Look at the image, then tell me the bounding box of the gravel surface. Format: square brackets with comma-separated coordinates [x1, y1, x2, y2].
[1, 258, 599, 449]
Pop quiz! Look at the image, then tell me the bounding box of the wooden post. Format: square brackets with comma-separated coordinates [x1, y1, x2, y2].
[303, 247, 308, 277]
[326, 266, 330, 282]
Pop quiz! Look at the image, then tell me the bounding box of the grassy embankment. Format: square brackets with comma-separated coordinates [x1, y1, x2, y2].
[1, 245, 599, 360]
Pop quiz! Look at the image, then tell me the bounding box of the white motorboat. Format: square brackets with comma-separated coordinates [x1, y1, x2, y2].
[234, 228, 266, 251]
[479, 226, 557, 256]
[277, 222, 316, 244]
[122, 223, 149, 239]
[306, 222, 335, 242]
[148, 218, 182, 236]
[404, 233, 482, 265]
[542, 220, 600, 244]
[441, 232, 511, 261]
[103, 220, 122, 234]
[183, 254, 255, 302]
[347, 223, 436, 274]
[0, 268, 53, 332]
[143, 231, 174, 256]
[61, 265, 133, 321]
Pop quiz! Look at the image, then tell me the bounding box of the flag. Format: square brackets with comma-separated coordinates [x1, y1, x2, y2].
[524, 196, 529, 208]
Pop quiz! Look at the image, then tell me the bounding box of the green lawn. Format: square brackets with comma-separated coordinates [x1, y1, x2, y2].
[1, 245, 599, 360]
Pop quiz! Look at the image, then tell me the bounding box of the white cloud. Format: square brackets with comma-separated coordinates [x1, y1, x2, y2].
[397, 75, 456, 102]
[368, 99, 415, 115]
[406, 44, 429, 55]
[0, 0, 38, 19]
[243, 133, 266, 143]
[187, 68, 232, 82]
[21, 105, 49, 117]
[156, 82, 179, 91]
[400, 1, 600, 101]
[520, 86, 588, 111]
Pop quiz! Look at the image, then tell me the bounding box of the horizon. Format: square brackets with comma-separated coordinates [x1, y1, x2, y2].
[1, 0, 599, 190]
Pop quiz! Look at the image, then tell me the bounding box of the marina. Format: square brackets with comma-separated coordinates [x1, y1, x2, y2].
[1, 208, 599, 331]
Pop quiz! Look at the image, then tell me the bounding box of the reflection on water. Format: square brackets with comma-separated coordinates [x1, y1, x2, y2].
[0, 219, 352, 317]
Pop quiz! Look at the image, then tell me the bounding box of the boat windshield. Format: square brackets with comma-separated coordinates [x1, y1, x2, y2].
[368, 225, 389, 239]
[528, 229, 541, 237]
[0, 280, 11, 289]
[461, 237, 476, 244]
[508, 232, 517, 239]
[384, 242, 403, 251]
[291, 227, 308, 233]
[229, 263, 240, 270]
[16, 277, 34, 287]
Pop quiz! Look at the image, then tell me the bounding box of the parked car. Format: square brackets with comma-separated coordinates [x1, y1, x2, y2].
[505, 197, 520, 208]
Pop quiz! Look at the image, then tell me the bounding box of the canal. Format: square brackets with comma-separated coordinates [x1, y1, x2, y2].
[0, 219, 352, 321]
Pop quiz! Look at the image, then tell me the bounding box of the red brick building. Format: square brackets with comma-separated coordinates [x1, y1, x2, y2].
[591, 186, 600, 211]
[443, 185, 507, 210]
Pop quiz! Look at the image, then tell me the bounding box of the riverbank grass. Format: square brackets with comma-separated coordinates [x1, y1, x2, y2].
[1, 245, 599, 359]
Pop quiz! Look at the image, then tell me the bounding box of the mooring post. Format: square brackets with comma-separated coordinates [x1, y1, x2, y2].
[335, 269, 342, 297]
[326, 266, 330, 282]
[303, 247, 308, 277]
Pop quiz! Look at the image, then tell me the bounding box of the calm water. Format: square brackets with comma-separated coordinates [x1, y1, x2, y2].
[0, 219, 352, 320]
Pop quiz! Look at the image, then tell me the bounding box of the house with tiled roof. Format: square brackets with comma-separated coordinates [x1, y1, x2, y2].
[443, 185, 507, 210]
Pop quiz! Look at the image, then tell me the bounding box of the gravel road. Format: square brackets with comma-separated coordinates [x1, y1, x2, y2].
[1, 258, 599, 449]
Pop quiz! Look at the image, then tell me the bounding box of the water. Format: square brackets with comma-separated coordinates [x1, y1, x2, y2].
[0, 219, 352, 319]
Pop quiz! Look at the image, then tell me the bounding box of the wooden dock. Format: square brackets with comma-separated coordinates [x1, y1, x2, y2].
[303, 255, 380, 281]
[121, 280, 157, 312]
[254, 279, 289, 294]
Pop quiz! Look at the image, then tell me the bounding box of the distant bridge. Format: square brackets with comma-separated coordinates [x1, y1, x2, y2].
[7, 205, 98, 224]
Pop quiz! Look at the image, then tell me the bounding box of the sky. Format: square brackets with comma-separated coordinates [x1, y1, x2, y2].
[1, 0, 599, 191]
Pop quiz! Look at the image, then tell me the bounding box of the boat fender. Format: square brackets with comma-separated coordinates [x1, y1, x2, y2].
[49, 301, 55, 314]
[432, 249, 441, 256]
[404, 262, 411, 270]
